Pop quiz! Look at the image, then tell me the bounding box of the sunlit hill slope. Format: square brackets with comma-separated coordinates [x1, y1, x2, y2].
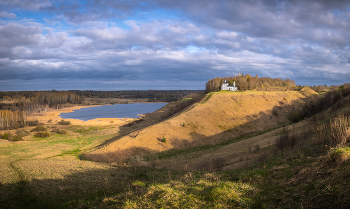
[86, 91, 312, 162]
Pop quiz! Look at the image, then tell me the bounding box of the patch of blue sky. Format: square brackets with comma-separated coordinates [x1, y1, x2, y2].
[184, 45, 207, 53]
[120, 5, 184, 24]
[9, 10, 48, 25]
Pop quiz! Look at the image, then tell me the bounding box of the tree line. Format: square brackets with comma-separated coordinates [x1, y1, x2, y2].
[0, 110, 26, 130]
[69, 90, 203, 102]
[0, 91, 82, 106]
[205, 73, 296, 93]
[0, 91, 82, 112]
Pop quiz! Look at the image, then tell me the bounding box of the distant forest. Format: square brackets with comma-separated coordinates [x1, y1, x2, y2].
[0, 90, 203, 111]
[205, 73, 296, 93]
[69, 90, 203, 102]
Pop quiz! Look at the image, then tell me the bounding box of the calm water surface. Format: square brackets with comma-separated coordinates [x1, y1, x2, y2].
[60, 103, 167, 121]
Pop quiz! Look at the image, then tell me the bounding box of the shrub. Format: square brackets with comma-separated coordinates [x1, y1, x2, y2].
[52, 128, 67, 135]
[47, 119, 52, 123]
[2, 133, 9, 139]
[324, 147, 350, 166]
[15, 129, 30, 138]
[329, 115, 350, 146]
[31, 125, 47, 132]
[57, 129, 67, 135]
[58, 120, 71, 125]
[161, 136, 166, 142]
[10, 135, 22, 141]
[34, 132, 50, 138]
[27, 120, 39, 126]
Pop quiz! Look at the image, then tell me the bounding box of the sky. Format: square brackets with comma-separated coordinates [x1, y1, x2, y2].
[0, 0, 350, 91]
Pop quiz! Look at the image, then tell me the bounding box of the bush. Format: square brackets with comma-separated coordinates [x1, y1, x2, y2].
[58, 120, 71, 125]
[10, 135, 22, 141]
[31, 125, 47, 132]
[2, 133, 9, 139]
[27, 120, 39, 126]
[15, 129, 30, 138]
[161, 136, 166, 142]
[329, 115, 350, 146]
[34, 132, 50, 138]
[52, 128, 67, 135]
[58, 129, 67, 134]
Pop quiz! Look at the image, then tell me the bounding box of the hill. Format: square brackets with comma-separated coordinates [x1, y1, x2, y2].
[85, 91, 312, 162]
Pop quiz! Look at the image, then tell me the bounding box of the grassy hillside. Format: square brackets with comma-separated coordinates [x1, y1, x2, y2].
[2, 88, 350, 208]
[86, 91, 311, 162]
[72, 90, 350, 208]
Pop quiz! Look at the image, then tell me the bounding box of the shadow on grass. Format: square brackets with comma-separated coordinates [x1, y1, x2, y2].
[0, 163, 255, 209]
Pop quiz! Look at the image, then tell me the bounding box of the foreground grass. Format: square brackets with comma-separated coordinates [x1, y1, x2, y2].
[65, 170, 256, 209]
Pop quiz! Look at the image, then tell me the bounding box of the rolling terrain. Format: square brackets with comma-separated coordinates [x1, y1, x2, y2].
[2, 87, 350, 208]
[86, 91, 312, 163]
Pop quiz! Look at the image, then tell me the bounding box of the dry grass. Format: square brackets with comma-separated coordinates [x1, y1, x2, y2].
[89, 91, 308, 162]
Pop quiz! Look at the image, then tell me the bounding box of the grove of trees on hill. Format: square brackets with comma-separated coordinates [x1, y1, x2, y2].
[205, 73, 296, 93]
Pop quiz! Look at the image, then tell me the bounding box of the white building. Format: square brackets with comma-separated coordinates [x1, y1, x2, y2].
[221, 80, 237, 91]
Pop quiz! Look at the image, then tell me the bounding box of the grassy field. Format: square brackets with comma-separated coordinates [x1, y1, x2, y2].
[1, 89, 350, 208]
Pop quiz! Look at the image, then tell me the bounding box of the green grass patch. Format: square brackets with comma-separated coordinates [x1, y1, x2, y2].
[175, 98, 193, 102]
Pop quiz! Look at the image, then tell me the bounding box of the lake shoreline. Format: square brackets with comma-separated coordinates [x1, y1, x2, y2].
[27, 105, 134, 126]
[59, 103, 167, 122]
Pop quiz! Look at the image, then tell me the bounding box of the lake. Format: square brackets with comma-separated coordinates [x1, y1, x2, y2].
[59, 103, 167, 121]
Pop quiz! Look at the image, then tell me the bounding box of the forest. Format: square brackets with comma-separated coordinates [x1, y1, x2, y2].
[205, 73, 296, 93]
[205, 73, 344, 94]
[69, 90, 203, 102]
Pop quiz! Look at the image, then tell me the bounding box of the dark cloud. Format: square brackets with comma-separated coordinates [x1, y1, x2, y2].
[0, 0, 350, 90]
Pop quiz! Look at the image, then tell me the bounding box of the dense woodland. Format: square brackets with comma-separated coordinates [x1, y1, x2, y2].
[69, 90, 203, 102]
[205, 73, 296, 93]
[0, 110, 26, 130]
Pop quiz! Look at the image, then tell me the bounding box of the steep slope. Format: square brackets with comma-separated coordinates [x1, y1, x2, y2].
[86, 91, 309, 162]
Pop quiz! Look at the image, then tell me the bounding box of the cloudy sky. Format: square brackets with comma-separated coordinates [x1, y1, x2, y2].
[0, 0, 350, 91]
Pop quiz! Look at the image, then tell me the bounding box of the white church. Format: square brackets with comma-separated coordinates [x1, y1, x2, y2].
[221, 80, 238, 91]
